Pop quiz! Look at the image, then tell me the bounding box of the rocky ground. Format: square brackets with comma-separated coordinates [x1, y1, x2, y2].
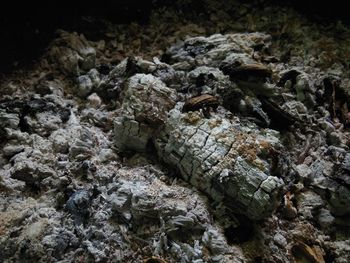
[1, 1, 350, 262]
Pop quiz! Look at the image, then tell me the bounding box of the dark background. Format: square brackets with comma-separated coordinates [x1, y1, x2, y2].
[0, 0, 348, 73]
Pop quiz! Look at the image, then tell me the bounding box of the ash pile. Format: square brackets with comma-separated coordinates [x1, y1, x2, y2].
[1, 4, 350, 263]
